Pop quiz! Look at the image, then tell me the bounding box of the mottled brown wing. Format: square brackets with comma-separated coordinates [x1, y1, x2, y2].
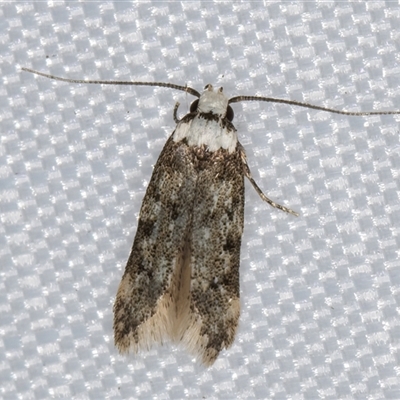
[114, 134, 245, 365]
[182, 145, 245, 365]
[113, 135, 198, 353]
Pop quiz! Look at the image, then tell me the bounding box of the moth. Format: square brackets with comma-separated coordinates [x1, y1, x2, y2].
[22, 67, 400, 365]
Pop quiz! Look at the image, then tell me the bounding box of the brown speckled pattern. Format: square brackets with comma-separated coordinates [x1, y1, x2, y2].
[114, 113, 246, 365]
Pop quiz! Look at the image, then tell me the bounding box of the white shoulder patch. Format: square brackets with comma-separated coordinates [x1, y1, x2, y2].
[173, 85, 238, 153]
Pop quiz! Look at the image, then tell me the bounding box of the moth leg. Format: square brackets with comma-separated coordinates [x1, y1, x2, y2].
[173, 102, 181, 123]
[239, 145, 299, 216]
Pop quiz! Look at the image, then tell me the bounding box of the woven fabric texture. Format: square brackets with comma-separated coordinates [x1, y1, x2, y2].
[1, 2, 400, 399]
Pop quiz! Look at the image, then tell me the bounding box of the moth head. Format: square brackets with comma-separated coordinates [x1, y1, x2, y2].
[190, 84, 234, 121]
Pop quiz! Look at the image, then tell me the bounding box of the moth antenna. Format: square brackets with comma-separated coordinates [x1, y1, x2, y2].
[229, 95, 400, 116]
[21, 67, 201, 98]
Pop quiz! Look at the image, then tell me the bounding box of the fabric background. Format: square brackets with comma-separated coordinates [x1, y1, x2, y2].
[1, 1, 400, 399]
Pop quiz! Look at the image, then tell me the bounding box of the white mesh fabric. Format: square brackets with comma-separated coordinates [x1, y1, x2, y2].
[1, 2, 400, 399]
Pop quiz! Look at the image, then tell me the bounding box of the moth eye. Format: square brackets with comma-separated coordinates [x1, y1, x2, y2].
[204, 84, 213, 91]
[218, 87, 223, 93]
[190, 99, 199, 113]
[226, 106, 234, 122]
